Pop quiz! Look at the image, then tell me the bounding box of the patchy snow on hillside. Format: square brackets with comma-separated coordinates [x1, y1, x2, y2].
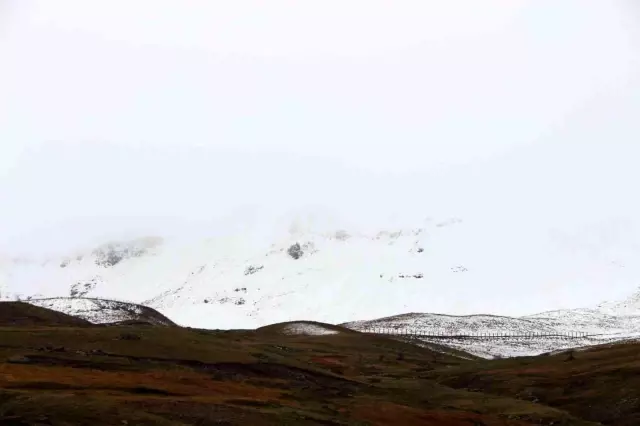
[26, 297, 174, 325]
[422, 334, 640, 359]
[342, 299, 640, 359]
[282, 322, 340, 336]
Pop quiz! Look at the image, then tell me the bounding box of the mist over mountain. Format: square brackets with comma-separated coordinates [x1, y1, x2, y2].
[1, 1, 640, 330]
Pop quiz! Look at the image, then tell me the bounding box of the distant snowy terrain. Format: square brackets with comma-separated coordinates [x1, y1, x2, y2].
[1, 208, 640, 338]
[414, 334, 640, 359]
[342, 302, 640, 358]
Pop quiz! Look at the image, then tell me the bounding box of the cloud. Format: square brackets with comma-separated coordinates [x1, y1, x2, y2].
[0, 0, 638, 255]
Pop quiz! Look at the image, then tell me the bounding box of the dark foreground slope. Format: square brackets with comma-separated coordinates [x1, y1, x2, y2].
[427, 340, 640, 426]
[0, 305, 634, 425]
[0, 323, 602, 425]
[0, 302, 92, 327]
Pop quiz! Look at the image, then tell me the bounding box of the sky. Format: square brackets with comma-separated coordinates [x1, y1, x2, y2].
[1, 0, 640, 255]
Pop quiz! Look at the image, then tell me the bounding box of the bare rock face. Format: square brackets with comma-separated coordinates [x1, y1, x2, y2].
[93, 243, 146, 267]
[91, 237, 163, 268]
[244, 265, 264, 275]
[287, 243, 303, 260]
[70, 277, 101, 297]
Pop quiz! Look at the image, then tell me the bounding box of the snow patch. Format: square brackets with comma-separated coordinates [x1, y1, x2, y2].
[282, 322, 340, 336]
[25, 297, 173, 325]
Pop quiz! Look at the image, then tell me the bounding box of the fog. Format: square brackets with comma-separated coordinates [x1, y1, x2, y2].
[1, 0, 639, 256]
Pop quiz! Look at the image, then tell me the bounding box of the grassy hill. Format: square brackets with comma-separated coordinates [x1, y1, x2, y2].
[426, 340, 640, 425]
[0, 304, 636, 424]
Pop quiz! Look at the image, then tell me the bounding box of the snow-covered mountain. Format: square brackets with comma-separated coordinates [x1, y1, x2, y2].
[1, 207, 640, 331]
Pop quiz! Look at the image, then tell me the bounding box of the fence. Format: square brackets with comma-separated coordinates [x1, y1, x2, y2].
[360, 326, 596, 340]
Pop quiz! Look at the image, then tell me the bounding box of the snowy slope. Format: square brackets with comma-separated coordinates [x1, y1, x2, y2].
[281, 322, 341, 336]
[596, 288, 640, 316]
[341, 295, 640, 359]
[25, 297, 175, 325]
[411, 334, 640, 359]
[2, 207, 640, 331]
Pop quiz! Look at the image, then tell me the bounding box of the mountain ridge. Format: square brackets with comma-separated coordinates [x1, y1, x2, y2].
[2, 209, 640, 332]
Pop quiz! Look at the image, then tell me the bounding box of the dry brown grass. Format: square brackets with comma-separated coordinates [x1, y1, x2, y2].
[0, 307, 618, 425]
[0, 363, 284, 401]
[428, 341, 640, 425]
[352, 400, 533, 426]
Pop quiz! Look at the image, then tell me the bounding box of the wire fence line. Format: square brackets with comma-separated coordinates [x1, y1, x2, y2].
[359, 326, 598, 340]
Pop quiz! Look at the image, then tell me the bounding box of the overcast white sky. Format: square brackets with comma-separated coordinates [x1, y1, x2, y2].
[1, 0, 640, 254]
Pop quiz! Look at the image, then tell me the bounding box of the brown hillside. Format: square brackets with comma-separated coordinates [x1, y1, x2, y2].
[0, 322, 599, 425]
[256, 320, 357, 335]
[427, 340, 640, 425]
[0, 302, 92, 327]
